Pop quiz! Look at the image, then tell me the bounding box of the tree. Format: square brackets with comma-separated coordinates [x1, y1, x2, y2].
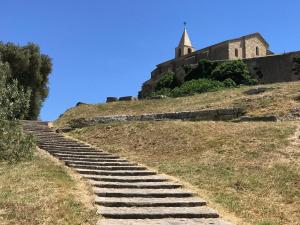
[211, 60, 256, 85]
[184, 59, 217, 81]
[156, 72, 178, 91]
[0, 42, 52, 119]
[0, 61, 35, 163]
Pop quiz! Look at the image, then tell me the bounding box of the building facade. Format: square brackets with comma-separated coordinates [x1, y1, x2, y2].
[139, 28, 300, 98]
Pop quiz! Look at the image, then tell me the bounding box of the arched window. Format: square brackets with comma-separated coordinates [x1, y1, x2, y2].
[256, 47, 259, 56]
[178, 48, 182, 57]
[235, 49, 239, 57]
[188, 48, 192, 54]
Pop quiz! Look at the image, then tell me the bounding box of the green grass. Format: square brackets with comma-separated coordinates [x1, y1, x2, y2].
[68, 121, 300, 225]
[55, 81, 300, 128]
[0, 151, 98, 225]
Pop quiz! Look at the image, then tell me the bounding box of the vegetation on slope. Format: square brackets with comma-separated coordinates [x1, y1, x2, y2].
[69, 121, 300, 225]
[151, 60, 256, 97]
[55, 81, 300, 128]
[0, 150, 98, 224]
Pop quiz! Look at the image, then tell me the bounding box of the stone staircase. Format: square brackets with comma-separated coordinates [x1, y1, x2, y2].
[21, 120, 233, 225]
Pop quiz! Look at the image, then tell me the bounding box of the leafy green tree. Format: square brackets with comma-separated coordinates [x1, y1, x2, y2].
[184, 59, 218, 81]
[211, 60, 256, 85]
[0, 42, 52, 119]
[0, 61, 35, 163]
[156, 72, 178, 91]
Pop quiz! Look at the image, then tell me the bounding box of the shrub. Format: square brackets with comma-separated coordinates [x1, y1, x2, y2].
[184, 59, 218, 82]
[171, 79, 224, 97]
[0, 120, 35, 163]
[222, 78, 237, 88]
[156, 72, 178, 91]
[151, 88, 172, 97]
[211, 60, 256, 85]
[0, 61, 35, 163]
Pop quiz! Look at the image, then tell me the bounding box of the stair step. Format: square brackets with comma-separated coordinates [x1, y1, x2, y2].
[91, 181, 181, 189]
[70, 164, 146, 171]
[98, 218, 232, 225]
[48, 150, 109, 156]
[64, 160, 135, 166]
[55, 153, 119, 159]
[76, 168, 156, 176]
[82, 174, 169, 183]
[58, 157, 127, 162]
[97, 206, 219, 219]
[95, 197, 205, 207]
[94, 188, 194, 198]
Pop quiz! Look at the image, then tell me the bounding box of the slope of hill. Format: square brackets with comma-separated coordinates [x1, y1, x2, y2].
[55, 81, 300, 225]
[56, 81, 300, 128]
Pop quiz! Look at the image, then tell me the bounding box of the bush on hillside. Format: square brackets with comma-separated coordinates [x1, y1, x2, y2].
[155, 72, 178, 91]
[211, 60, 257, 85]
[222, 78, 237, 88]
[150, 88, 172, 97]
[0, 42, 52, 120]
[184, 59, 218, 82]
[171, 79, 224, 97]
[0, 61, 35, 163]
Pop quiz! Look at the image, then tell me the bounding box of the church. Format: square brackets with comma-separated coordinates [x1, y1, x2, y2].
[139, 26, 300, 98]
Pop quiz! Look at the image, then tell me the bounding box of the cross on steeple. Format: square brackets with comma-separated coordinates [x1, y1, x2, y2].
[175, 22, 195, 58]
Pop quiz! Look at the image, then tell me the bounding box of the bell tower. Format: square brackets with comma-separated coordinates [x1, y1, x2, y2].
[175, 22, 195, 58]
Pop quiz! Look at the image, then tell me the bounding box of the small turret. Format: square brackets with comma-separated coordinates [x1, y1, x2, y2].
[175, 23, 195, 58]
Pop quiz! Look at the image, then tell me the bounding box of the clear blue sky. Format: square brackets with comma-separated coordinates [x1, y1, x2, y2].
[1, 0, 299, 121]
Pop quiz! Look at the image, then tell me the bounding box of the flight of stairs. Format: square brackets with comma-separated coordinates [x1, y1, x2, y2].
[21, 120, 233, 225]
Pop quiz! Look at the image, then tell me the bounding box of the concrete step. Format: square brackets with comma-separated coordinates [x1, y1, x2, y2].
[91, 181, 182, 189]
[69, 164, 147, 171]
[82, 174, 169, 183]
[98, 218, 232, 225]
[94, 188, 194, 198]
[97, 206, 219, 219]
[58, 157, 127, 162]
[76, 168, 156, 176]
[95, 197, 206, 207]
[64, 160, 135, 166]
[48, 150, 109, 156]
[54, 153, 119, 159]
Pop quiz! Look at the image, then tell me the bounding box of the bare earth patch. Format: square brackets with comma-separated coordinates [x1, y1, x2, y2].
[0, 148, 99, 225]
[68, 121, 300, 225]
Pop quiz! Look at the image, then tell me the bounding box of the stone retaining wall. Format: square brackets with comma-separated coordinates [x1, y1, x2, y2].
[67, 108, 245, 129]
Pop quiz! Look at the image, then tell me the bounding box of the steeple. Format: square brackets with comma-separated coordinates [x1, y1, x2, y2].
[175, 22, 195, 58]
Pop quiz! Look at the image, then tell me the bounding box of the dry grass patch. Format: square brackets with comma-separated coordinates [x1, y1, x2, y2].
[69, 121, 300, 225]
[55, 81, 300, 128]
[0, 149, 98, 225]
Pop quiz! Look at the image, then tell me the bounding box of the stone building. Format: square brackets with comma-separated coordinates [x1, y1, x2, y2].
[139, 27, 300, 98]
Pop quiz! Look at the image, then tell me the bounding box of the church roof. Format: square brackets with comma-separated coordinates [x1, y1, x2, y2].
[178, 28, 193, 47]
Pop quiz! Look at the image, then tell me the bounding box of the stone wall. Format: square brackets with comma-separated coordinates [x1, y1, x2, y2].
[245, 36, 267, 58]
[139, 51, 300, 98]
[67, 108, 245, 129]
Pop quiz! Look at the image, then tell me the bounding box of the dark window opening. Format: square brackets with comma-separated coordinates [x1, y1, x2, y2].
[178, 48, 182, 57]
[235, 49, 239, 57]
[256, 47, 259, 56]
[188, 48, 192, 54]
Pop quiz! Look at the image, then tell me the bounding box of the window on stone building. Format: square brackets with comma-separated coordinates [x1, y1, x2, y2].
[188, 48, 192, 54]
[256, 47, 259, 56]
[235, 49, 238, 57]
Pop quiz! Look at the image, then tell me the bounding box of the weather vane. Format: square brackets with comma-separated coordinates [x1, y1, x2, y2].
[184, 21, 187, 28]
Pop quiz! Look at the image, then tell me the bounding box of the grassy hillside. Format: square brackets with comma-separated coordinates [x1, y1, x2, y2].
[68, 121, 300, 225]
[54, 81, 300, 225]
[0, 149, 98, 225]
[56, 81, 300, 127]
